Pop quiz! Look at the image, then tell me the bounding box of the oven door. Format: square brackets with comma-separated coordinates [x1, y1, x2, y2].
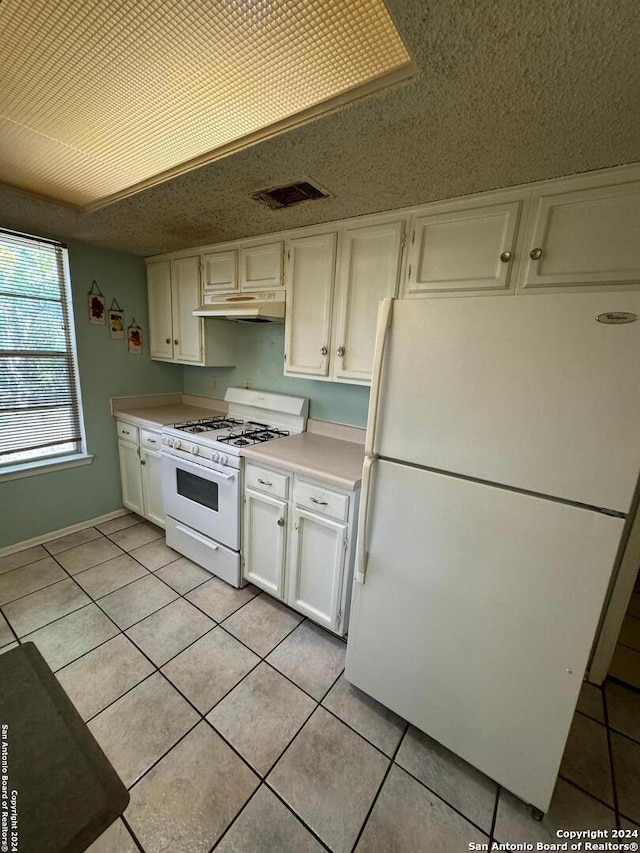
[161, 452, 240, 550]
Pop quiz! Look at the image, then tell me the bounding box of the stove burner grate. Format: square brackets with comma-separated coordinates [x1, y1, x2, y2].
[173, 416, 244, 434]
[218, 426, 290, 446]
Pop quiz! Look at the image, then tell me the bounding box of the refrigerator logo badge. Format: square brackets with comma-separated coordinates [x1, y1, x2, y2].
[596, 312, 638, 324]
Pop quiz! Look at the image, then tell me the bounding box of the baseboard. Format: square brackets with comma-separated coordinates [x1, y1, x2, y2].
[0, 509, 132, 558]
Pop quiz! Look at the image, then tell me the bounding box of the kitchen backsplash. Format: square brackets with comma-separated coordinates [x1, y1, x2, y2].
[182, 322, 370, 427]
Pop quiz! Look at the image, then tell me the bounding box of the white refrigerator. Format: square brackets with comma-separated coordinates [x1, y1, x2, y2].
[345, 292, 640, 813]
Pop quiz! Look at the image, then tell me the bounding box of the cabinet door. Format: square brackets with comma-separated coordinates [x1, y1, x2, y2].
[147, 261, 173, 360]
[141, 448, 165, 528]
[519, 180, 640, 291]
[288, 508, 347, 632]
[333, 220, 404, 384]
[284, 232, 337, 378]
[171, 256, 203, 364]
[240, 241, 283, 290]
[405, 201, 521, 296]
[118, 439, 144, 516]
[202, 250, 238, 293]
[243, 489, 287, 598]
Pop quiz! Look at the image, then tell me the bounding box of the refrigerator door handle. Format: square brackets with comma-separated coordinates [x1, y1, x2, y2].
[356, 453, 376, 584]
[365, 297, 394, 457]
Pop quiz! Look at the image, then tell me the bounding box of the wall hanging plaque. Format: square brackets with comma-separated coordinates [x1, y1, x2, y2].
[127, 319, 143, 354]
[108, 299, 125, 340]
[88, 281, 106, 325]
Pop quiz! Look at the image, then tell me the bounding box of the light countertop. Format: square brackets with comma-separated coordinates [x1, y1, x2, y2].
[113, 403, 225, 428]
[242, 432, 365, 490]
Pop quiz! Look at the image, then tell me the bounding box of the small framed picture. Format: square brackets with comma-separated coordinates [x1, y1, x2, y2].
[108, 300, 125, 340]
[88, 281, 106, 325]
[127, 320, 143, 354]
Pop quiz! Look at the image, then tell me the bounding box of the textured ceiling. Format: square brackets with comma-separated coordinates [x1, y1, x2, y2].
[0, 0, 411, 206]
[0, 0, 639, 257]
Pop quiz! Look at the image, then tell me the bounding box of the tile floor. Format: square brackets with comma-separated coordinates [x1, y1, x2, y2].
[609, 566, 640, 690]
[1, 513, 639, 852]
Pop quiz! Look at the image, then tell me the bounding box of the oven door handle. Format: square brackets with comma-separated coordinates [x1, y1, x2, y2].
[161, 451, 236, 480]
[174, 523, 219, 550]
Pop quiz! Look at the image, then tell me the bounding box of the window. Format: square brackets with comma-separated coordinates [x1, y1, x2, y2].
[0, 228, 88, 475]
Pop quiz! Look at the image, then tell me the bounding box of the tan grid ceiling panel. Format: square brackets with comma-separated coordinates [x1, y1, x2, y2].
[0, 0, 412, 207]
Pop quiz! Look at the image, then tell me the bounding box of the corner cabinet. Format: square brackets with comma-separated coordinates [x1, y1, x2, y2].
[146, 255, 236, 366]
[242, 463, 359, 636]
[116, 421, 165, 528]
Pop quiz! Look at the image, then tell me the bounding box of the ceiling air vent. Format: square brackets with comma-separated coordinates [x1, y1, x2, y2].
[251, 180, 329, 209]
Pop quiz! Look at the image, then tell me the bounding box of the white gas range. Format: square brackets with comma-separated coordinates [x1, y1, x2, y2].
[161, 388, 308, 588]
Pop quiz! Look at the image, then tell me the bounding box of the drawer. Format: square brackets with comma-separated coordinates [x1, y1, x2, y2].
[294, 480, 349, 522]
[245, 464, 289, 499]
[116, 421, 139, 443]
[141, 429, 162, 450]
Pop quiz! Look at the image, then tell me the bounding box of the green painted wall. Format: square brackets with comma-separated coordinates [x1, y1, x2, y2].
[183, 322, 370, 426]
[1, 239, 183, 548]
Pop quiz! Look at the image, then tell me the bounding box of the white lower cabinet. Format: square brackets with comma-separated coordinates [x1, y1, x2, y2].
[118, 438, 144, 517]
[242, 463, 358, 636]
[243, 489, 287, 597]
[288, 508, 347, 632]
[140, 448, 165, 528]
[116, 422, 166, 528]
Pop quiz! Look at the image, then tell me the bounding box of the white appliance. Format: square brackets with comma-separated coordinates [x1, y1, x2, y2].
[192, 290, 285, 321]
[345, 293, 640, 814]
[161, 388, 308, 587]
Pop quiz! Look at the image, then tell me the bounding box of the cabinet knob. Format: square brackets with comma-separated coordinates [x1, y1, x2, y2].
[500, 251, 512, 263]
[140, 459, 146, 466]
[320, 346, 328, 356]
[336, 346, 345, 357]
[165, 338, 171, 344]
[174, 339, 179, 345]
[277, 518, 285, 527]
[529, 248, 543, 260]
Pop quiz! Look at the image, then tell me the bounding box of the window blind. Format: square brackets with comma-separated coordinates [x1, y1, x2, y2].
[0, 229, 84, 466]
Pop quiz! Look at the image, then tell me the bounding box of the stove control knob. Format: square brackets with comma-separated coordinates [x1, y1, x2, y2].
[191, 445, 199, 456]
[211, 451, 219, 463]
[165, 437, 174, 448]
[220, 454, 228, 466]
[173, 439, 181, 450]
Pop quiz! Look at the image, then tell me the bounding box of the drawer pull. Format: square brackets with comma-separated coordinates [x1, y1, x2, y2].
[148, 439, 157, 443]
[257, 478, 273, 486]
[122, 430, 130, 435]
[310, 497, 328, 506]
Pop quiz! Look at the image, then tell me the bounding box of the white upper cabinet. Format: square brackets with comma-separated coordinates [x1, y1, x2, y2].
[405, 199, 522, 296]
[240, 240, 284, 290]
[519, 177, 640, 291]
[147, 261, 173, 360]
[147, 255, 236, 367]
[333, 219, 405, 384]
[284, 231, 337, 378]
[284, 218, 406, 384]
[202, 249, 238, 294]
[171, 256, 204, 363]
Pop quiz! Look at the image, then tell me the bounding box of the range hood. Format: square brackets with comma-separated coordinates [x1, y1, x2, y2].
[193, 290, 285, 322]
